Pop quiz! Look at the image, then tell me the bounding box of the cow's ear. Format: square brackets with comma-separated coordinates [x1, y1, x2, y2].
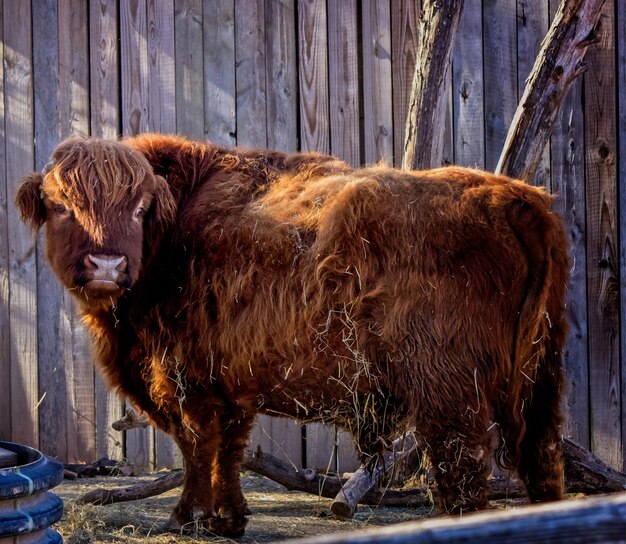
[146, 175, 176, 244]
[15, 173, 47, 231]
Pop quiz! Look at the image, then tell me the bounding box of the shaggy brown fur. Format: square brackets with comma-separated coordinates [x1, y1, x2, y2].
[16, 133, 568, 536]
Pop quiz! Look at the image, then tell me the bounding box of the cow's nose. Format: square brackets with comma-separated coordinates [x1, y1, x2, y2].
[84, 254, 128, 274]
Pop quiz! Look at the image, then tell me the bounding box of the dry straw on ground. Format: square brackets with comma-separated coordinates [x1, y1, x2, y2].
[55, 471, 542, 543]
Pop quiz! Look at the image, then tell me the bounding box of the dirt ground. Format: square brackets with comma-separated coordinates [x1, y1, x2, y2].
[54, 472, 533, 544]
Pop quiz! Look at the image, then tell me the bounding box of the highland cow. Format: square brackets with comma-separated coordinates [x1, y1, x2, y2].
[16, 133, 568, 536]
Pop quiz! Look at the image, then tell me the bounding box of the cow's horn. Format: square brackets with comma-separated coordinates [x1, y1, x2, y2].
[41, 161, 54, 175]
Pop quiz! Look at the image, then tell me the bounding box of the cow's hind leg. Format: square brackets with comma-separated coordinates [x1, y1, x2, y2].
[516, 355, 565, 503]
[210, 409, 255, 537]
[427, 421, 491, 514]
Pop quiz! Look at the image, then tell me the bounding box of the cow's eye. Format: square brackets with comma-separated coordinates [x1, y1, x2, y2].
[133, 206, 146, 221]
[53, 204, 68, 216]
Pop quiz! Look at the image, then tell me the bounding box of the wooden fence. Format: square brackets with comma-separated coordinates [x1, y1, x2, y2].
[0, 0, 624, 474]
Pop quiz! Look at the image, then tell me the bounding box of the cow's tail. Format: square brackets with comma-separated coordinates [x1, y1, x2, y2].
[495, 186, 569, 471]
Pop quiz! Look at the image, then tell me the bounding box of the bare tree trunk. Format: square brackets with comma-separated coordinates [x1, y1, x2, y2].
[495, 0, 605, 180]
[402, 0, 463, 170]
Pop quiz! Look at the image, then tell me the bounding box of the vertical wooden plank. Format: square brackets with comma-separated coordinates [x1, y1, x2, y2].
[175, 0, 204, 139]
[235, 0, 266, 149]
[549, 0, 589, 451]
[618, 0, 626, 475]
[452, 0, 484, 168]
[516, 0, 550, 186]
[148, 0, 176, 135]
[270, 417, 302, 468]
[306, 424, 336, 472]
[203, 0, 236, 147]
[0, 1, 10, 442]
[391, 0, 420, 167]
[121, 0, 149, 136]
[327, 0, 361, 473]
[362, 0, 393, 164]
[120, 0, 154, 469]
[5, 0, 38, 448]
[90, 0, 124, 461]
[336, 431, 360, 473]
[440, 73, 454, 167]
[328, 0, 360, 166]
[584, 1, 622, 470]
[32, 0, 66, 461]
[266, 0, 298, 153]
[147, 0, 181, 470]
[57, 0, 96, 464]
[297, 0, 335, 468]
[264, 0, 302, 465]
[250, 415, 274, 458]
[236, 0, 270, 457]
[483, 0, 517, 171]
[90, 0, 119, 140]
[297, 0, 329, 154]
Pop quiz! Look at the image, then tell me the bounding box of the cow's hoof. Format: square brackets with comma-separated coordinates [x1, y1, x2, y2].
[209, 513, 248, 538]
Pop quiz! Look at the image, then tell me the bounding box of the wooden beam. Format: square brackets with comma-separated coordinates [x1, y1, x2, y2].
[495, 0, 605, 180]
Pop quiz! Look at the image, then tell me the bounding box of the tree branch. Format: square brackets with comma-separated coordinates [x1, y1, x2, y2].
[402, 0, 463, 170]
[495, 0, 605, 180]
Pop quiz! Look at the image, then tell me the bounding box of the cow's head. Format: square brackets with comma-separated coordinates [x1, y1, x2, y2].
[16, 137, 176, 309]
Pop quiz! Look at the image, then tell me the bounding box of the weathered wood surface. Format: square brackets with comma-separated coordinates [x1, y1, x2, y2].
[584, 0, 622, 472]
[32, 0, 64, 462]
[328, 0, 360, 167]
[203, 0, 236, 147]
[265, 0, 297, 153]
[452, 0, 484, 168]
[175, 0, 203, 139]
[331, 434, 418, 519]
[618, 0, 626, 475]
[362, 0, 394, 164]
[483, 0, 517, 171]
[298, 0, 329, 154]
[402, 0, 463, 170]
[496, 0, 606, 181]
[0, 0, 9, 440]
[288, 493, 626, 544]
[5, 0, 38, 448]
[549, 2, 589, 452]
[391, 0, 420, 166]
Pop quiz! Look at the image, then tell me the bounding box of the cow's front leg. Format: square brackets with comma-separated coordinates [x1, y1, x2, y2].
[165, 421, 221, 533]
[210, 409, 255, 537]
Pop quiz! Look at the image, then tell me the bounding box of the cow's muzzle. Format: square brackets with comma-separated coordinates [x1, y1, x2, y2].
[83, 253, 128, 294]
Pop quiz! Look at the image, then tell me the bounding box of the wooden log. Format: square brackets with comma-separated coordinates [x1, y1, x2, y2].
[76, 446, 429, 507]
[331, 433, 418, 518]
[331, 436, 626, 519]
[111, 408, 150, 431]
[288, 493, 626, 544]
[110, 410, 625, 507]
[76, 470, 184, 505]
[401, 0, 463, 170]
[74, 438, 626, 508]
[495, 0, 605, 180]
[563, 438, 626, 494]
